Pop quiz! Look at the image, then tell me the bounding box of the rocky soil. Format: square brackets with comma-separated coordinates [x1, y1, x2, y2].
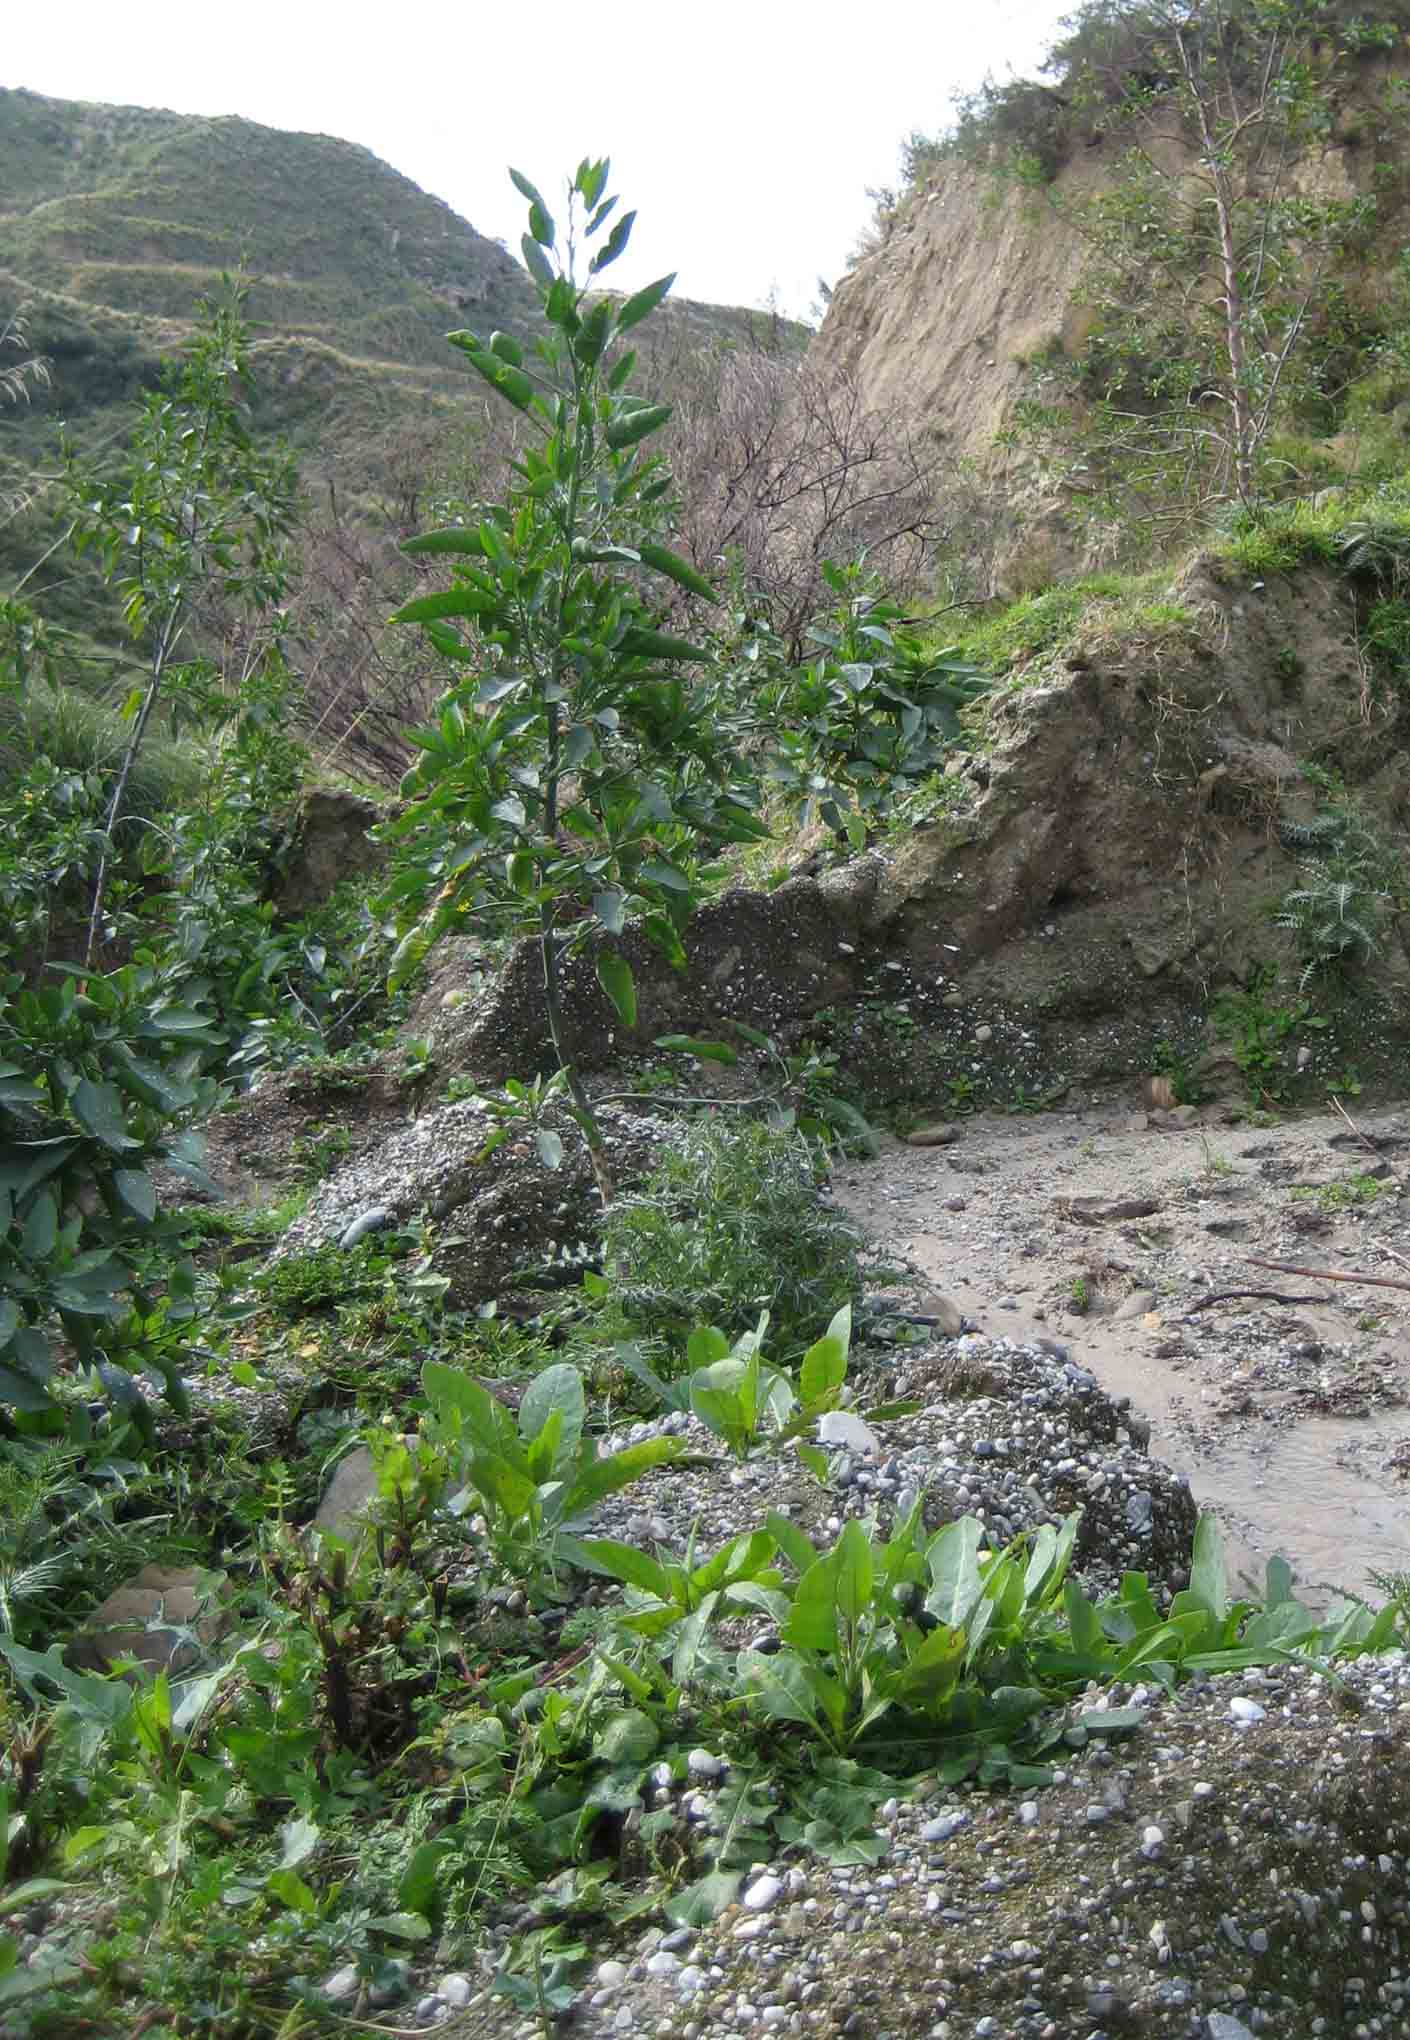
[264, 1090, 1410, 2040]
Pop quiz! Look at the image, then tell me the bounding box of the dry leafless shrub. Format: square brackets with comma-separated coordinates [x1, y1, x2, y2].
[668, 345, 1000, 656]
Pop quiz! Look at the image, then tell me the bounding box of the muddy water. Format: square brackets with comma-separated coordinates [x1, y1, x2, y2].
[898, 1253, 1410, 1604]
[1082, 1338, 1410, 1601]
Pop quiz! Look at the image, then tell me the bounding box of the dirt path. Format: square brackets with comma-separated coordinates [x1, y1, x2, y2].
[835, 1097, 1410, 1600]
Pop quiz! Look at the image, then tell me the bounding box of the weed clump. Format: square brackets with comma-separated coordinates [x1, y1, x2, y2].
[593, 1118, 870, 1370]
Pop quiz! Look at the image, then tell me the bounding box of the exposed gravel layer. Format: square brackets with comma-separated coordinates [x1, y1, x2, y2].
[542, 1653, 1410, 2040]
[585, 1332, 1197, 1601]
[275, 1096, 664, 1305]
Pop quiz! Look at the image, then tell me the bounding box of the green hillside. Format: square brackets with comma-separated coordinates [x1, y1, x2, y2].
[0, 88, 808, 650]
[1, 87, 541, 366]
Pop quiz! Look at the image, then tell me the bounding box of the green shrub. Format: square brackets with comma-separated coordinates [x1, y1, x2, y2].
[0, 959, 223, 1440]
[591, 1119, 869, 1370]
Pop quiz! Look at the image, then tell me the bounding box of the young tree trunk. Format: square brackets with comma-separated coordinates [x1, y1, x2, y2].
[83, 605, 182, 967]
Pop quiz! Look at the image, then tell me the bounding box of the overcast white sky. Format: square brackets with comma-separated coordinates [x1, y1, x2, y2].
[6, 1, 1071, 319]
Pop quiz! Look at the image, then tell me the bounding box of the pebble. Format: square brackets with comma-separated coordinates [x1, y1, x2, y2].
[922, 1811, 969, 1842]
[687, 1748, 726, 1780]
[744, 1874, 784, 1910]
[1230, 1696, 1267, 1724]
[322, 1964, 359, 2002]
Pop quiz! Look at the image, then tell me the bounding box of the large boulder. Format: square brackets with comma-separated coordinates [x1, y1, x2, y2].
[274, 788, 386, 914]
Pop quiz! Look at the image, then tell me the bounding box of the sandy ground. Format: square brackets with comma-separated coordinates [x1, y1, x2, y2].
[835, 1096, 1410, 1601]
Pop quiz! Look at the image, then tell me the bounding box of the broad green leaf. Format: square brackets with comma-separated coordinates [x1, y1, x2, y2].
[596, 951, 637, 1028]
[800, 1305, 851, 1406]
[506, 851, 537, 895]
[589, 208, 637, 273]
[593, 890, 627, 935]
[664, 1868, 742, 1926]
[593, 1709, 659, 1765]
[137, 1007, 215, 1038]
[1077, 1707, 1147, 1737]
[616, 276, 676, 334]
[1189, 1513, 1228, 1620]
[737, 1646, 824, 1730]
[635, 539, 713, 599]
[422, 1360, 520, 1461]
[891, 1622, 966, 1707]
[509, 167, 550, 213]
[0, 1366, 55, 1412]
[367, 1912, 432, 1942]
[784, 1554, 841, 1652]
[0, 1142, 76, 1199]
[561, 1436, 683, 1515]
[639, 857, 692, 892]
[111, 1169, 157, 1222]
[570, 1537, 674, 1600]
[796, 1441, 830, 1484]
[834, 1519, 874, 1628]
[672, 1595, 719, 1681]
[278, 1814, 321, 1869]
[391, 588, 492, 626]
[653, 1035, 738, 1065]
[617, 624, 705, 661]
[926, 1517, 983, 1627]
[576, 157, 609, 209]
[686, 1325, 730, 1369]
[0, 1640, 131, 1724]
[767, 1510, 818, 1577]
[519, 1364, 585, 1464]
[21, 1190, 57, 1260]
[469, 1454, 538, 1522]
[401, 527, 486, 558]
[1265, 1554, 1295, 1607]
[523, 1408, 565, 1483]
[521, 234, 554, 289]
[446, 336, 536, 412]
[71, 1081, 138, 1153]
[606, 404, 672, 452]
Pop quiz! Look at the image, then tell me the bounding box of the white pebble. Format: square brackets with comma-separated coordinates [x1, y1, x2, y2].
[1141, 1824, 1165, 1858]
[1230, 1696, 1266, 1724]
[687, 1748, 725, 1780]
[646, 1951, 680, 1977]
[596, 1961, 628, 1988]
[437, 1973, 472, 2008]
[743, 1874, 784, 1911]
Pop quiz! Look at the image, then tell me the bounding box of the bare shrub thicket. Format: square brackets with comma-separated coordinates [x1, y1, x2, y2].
[279, 328, 1003, 780]
[667, 345, 1001, 657]
[283, 412, 519, 782]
